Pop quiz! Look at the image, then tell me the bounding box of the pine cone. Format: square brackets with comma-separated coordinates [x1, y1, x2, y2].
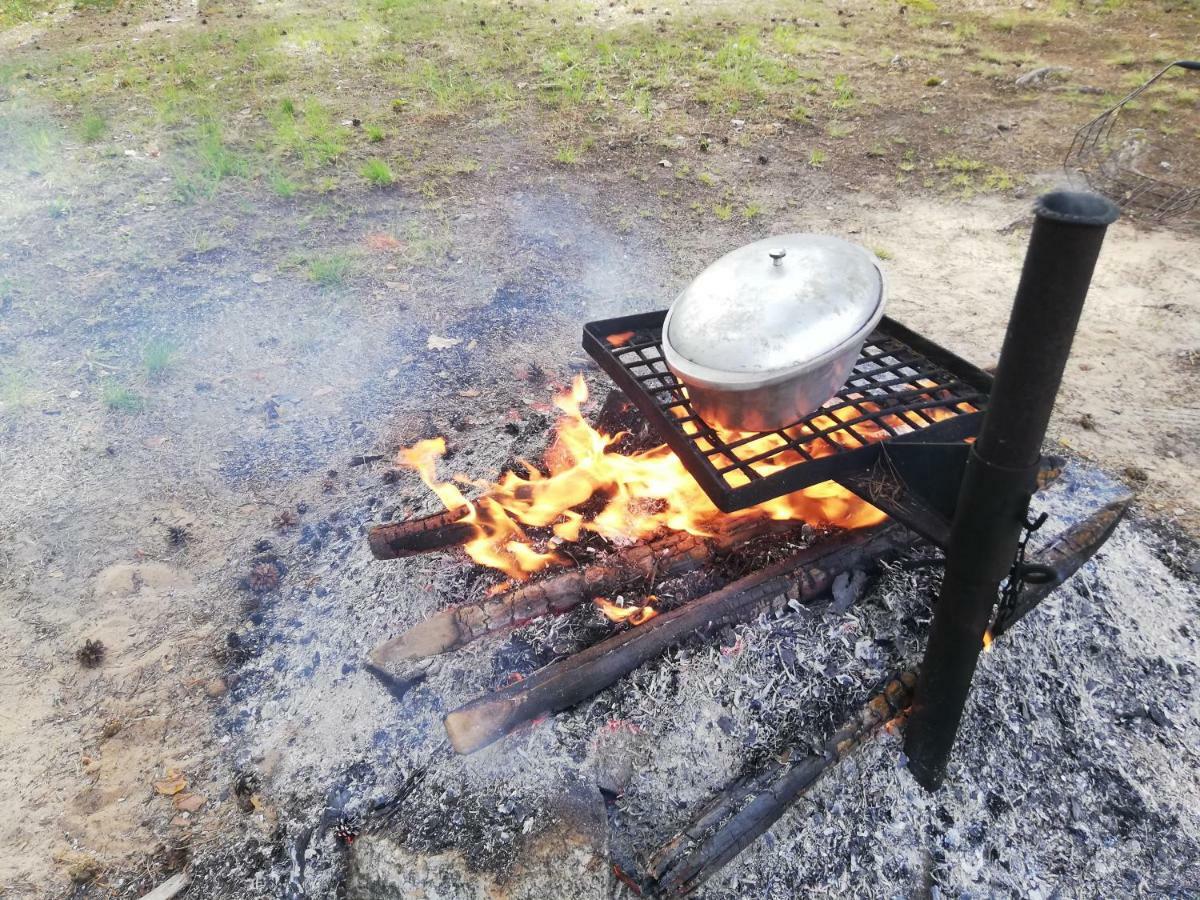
[273, 510, 299, 531]
[76, 639, 106, 668]
[247, 562, 281, 593]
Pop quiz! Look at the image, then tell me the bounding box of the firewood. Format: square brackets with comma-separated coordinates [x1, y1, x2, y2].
[991, 496, 1131, 638]
[442, 523, 911, 755]
[643, 498, 1131, 896]
[367, 505, 476, 560]
[645, 672, 918, 896]
[369, 516, 799, 666]
[368, 389, 641, 561]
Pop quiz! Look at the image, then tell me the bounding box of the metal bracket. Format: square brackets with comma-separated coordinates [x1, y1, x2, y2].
[835, 442, 969, 548]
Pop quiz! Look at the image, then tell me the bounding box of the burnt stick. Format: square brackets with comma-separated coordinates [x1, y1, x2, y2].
[370, 457, 1066, 666]
[991, 496, 1131, 638]
[442, 523, 911, 755]
[644, 498, 1129, 896]
[369, 515, 798, 666]
[367, 505, 476, 560]
[646, 673, 918, 897]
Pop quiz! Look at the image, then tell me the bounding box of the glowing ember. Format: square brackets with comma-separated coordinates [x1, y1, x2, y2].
[605, 331, 636, 347]
[982, 628, 994, 652]
[594, 595, 658, 626]
[397, 376, 888, 580]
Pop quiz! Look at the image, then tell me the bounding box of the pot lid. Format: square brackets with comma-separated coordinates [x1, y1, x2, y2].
[665, 234, 884, 376]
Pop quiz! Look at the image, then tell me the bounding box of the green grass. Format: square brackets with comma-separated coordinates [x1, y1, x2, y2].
[360, 158, 395, 187]
[307, 254, 351, 288]
[712, 203, 733, 221]
[142, 339, 178, 380]
[873, 246, 894, 260]
[553, 145, 581, 164]
[269, 171, 300, 198]
[742, 202, 762, 220]
[174, 121, 246, 202]
[0, 370, 33, 412]
[830, 74, 857, 111]
[80, 112, 106, 143]
[925, 76, 944, 87]
[269, 99, 349, 168]
[102, 382, 144, 412]
[809, 148, 827, 168]
[366, 125, 385, 143]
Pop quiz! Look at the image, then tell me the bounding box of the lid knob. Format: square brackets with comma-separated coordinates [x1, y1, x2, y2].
[768, 248, 787, 267]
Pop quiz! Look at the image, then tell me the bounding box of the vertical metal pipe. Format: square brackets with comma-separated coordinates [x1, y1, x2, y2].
[904, 191, 1119, 791]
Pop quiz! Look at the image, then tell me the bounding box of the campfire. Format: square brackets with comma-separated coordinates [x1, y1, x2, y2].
[359, 191, 1131, 895]
[383, 375, 887, 582]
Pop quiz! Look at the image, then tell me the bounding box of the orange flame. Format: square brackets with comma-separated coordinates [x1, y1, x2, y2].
[982, 628, 994, 652]
[397, 376, 893, 580]
[594, 595, 659, 626]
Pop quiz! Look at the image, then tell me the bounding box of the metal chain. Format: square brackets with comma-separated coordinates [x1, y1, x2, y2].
[997, 508, 1049, 624]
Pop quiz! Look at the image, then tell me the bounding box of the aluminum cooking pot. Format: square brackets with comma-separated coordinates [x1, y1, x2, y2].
[661, 234, 886, 433]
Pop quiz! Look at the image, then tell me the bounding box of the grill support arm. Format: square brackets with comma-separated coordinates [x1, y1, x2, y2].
[904, 191, 1120, 790]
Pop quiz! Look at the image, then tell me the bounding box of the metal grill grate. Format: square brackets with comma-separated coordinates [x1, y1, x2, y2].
[582, 311, 993, 512]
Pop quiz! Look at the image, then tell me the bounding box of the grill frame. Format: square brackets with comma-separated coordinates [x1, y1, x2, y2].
[582, 310, 994, 512]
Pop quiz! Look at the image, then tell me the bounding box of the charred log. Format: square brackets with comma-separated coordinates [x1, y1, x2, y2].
[370, 516, 799, 666]
[645, 672, 918, 897]
[367, 506, 476, 560]
[992, 496, 1131, 638]
[442, 523, 912, 755]
[643, 498, 1130, 896]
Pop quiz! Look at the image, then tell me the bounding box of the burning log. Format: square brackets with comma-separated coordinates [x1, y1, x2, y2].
[642, 498, 1130, 896]
[367, 506, 476, 560]
[645, 672, 917, 897]
[442, 523, 912, 755]
[369, 515, 799, 666]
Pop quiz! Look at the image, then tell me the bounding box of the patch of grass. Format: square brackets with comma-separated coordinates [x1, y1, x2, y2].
[991, 13, 1020, 33]
[954, 22, 978, 42]
[1105, 51, 1139, 68]
[936, 154, 985, 174]
[307, 254, 351, 288]
[712, 203, 733, 221]
[742, 202, 762, 220]
[982, 168, 1016, 191]
[80, 112, 106, 143]
[826, 121, 852, 138]
[873, 246, 894, 260]
[174, 121, 246, 202]
[697, 171, 717, 186]
[102, 382, 144, 412]
[142, 339, 178, 380]
[360, 158, 395, 187]
[269, 99, 348, 168]
[830, 74, 857, 111]
[788, 105, 812, 123]
[270, 171, 300, 198]
[0, 370, 33, 412]
[48, 198, 71, 219]
[554, 145, 581, 164]
[809, 148, 827, 168]
[926, 76, 944, 87]
[366, 125, 385, 143]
